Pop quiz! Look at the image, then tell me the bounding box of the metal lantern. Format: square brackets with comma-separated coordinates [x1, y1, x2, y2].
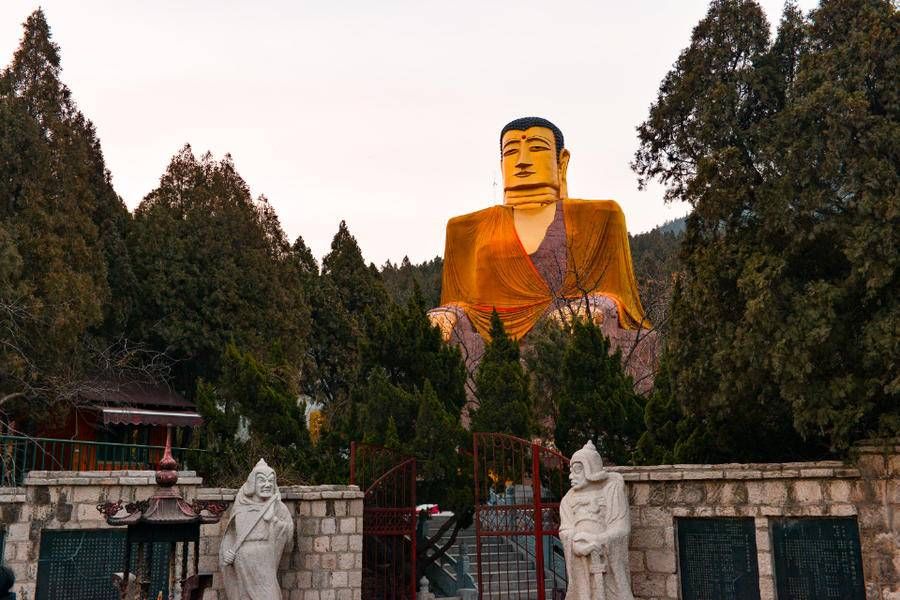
[98, 428, 226, 600]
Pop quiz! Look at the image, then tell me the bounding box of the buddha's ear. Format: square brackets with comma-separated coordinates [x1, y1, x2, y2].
[558, 148, 571, 198]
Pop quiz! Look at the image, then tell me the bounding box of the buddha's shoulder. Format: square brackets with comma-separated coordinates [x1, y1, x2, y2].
[446, 205, 503, 229]
[564, 198, 624, 214]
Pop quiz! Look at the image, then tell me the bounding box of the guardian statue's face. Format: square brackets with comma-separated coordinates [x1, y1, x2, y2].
[255, 472, 276, 499]
[569, 461, 587, 490]
[501, 126, 561, 204]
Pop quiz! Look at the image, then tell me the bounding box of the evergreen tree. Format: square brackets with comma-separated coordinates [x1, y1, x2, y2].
[0, 10, 136, 423]
[381, 256, 444, 307]
[760, 0, 899, 446]
[299, 227, 365, 413]
[412, 381, 472, 579]
[362, 285, 467, 415]
[554, 318, 645, 463]
[635, 353, 686, 464]
[195, 343, 311, 486]
[129, 146, 310, 395]
[470, 312, 532, 438]
[632, 0, 898, 458]
[321, 221, 388, 323]
[523, 317, 569, 437]
[353, 368, 419, 446]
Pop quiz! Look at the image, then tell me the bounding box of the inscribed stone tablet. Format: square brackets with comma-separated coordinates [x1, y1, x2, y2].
[771, 517, 865, 600]
[677, 517, 761, 600]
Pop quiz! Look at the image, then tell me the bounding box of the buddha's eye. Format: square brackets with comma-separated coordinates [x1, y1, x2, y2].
[503, 148, 518, 157]
[530, 146, 549, 152]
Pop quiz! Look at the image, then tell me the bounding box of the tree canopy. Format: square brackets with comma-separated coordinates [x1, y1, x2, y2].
[633, 0, 898, 458]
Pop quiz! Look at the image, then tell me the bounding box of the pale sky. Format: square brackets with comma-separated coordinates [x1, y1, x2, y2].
[1, 1, 818, 265]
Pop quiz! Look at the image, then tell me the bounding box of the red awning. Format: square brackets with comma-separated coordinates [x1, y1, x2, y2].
[101, 408, 203, 427]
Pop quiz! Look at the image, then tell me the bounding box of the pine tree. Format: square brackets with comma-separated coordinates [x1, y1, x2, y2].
[362, 284, 466, 415]
[635, 353, 683, 464]
[322, 221, 388, 322]
[632, 0, 898, 458]
[554, 318, 645, 463]
[129, 146, 310, 394]
[0, 10, 135, 422]
[523, 317, 569, 437]
[760, 0, 899, 446]
[470, 312, 532, 438]
[195, 343, 311, 486]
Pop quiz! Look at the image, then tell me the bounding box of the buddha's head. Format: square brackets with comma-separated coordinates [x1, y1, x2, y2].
[500, 117, 570, 207]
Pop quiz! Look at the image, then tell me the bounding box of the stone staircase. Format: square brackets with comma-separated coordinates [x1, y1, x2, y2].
[425, 514, 566, 599]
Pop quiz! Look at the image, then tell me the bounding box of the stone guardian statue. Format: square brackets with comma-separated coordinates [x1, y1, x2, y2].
[220, 459, 294, 600]
[559, 441, 634, 600]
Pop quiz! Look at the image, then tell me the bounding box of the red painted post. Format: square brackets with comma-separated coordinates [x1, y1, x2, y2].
[532, 442, 546, 600]
[411, 460, 417, 600]
[473, 434, 484, 599]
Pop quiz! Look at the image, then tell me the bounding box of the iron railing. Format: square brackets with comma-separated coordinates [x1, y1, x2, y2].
[0, 435, 201, 486]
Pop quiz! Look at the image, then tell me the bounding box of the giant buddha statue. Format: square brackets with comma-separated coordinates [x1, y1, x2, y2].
[428, 117, 657, 391]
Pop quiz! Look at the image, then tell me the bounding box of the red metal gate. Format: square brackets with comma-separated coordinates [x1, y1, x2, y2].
[473, 433, 569, 600]
[350, 442, 417, 600]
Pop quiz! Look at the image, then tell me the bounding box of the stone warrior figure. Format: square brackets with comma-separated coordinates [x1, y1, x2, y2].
[559, 441, 634, 600]
[220, 459, 294, 600]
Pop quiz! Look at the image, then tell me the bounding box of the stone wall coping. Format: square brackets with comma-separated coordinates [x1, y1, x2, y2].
[0, 488, 25, 503]
[197, 484, 363, 502]
[23, 470, 201, 486]
[853, 439, 900, 453]
[607, 461, 860, 482]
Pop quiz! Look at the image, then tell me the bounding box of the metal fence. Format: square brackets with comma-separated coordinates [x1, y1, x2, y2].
[0, 435, 200, 486]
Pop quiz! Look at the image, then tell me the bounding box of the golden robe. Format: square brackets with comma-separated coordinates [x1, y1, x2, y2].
[440, 199, 646, 340]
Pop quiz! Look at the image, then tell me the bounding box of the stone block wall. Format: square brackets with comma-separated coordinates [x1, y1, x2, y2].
[0, 470, 204, 600]
[612, 439, 899, 600]
[0, 472, 363, 600]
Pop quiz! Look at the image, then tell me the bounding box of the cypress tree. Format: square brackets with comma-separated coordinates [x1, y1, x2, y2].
[0, 10, 135, 422]
[632, 0, 898, 458]
[470, 312, 532, 438]
[130, 146, 310, 394]
[554, 318, 645, 463]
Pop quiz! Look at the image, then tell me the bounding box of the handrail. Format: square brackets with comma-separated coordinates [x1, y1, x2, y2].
[487, 485, 568, 590]
[0, 435, 202, 486]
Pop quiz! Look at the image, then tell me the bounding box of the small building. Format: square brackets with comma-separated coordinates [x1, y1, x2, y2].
[1, 381, 203, 485]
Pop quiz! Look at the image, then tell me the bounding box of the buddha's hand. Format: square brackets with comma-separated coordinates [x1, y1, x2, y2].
[427, 306, 462, 341]
[223, 548, 236, 565]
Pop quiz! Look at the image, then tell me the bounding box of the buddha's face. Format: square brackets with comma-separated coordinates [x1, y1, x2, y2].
[501, 126, 566, 205]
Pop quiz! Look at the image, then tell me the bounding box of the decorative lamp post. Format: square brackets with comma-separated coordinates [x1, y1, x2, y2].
[98, 428, 226, 600]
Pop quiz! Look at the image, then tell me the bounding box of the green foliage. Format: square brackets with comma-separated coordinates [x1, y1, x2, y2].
[195, 343, 311, 486]
[0, 9, 135, 421]
[633, 0, 898, 459]
[523, 317, 569, 437]
[353, 368, 418, 445]
[629, 224, 683, 333]
[470, 312, 533, 438]
[362, 286, 467, 415]
[129, 146, 310, 394]
[554, 318, 645, 464]
[381, 256, 443, 308]
[413, 382, 471, 510]
[635, 352, 692, 464]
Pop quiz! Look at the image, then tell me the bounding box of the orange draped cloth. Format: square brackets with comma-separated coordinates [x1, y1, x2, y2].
[440, 198, 646, 340]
